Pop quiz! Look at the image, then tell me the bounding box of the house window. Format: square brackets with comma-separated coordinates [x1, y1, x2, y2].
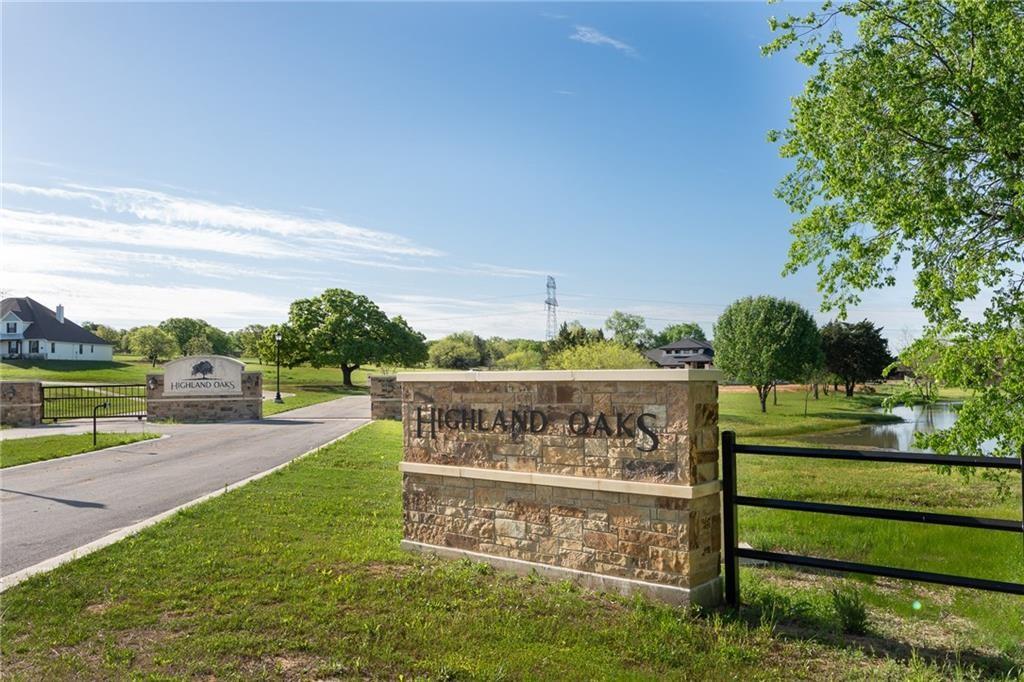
[51, 342, 56, 353]
[29, 340, 39, 353]
[5, 322, 15, 333]
[79, 344, 84, 354]
[90, 345, 94, 353]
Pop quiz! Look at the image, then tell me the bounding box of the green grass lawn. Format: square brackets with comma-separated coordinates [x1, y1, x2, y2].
[2, 422, 1019, 679]
[0, 432, 160, 468]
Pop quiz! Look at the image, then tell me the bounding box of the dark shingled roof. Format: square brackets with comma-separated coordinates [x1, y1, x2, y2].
[1, 297, 111, 345]
[658, 337, 714, 352]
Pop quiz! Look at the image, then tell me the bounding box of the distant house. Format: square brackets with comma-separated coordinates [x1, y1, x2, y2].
[645, 337, 714, 369]
[1, 297, 114, 361]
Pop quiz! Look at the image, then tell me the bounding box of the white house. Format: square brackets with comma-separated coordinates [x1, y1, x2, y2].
[1, 297, 114, 361]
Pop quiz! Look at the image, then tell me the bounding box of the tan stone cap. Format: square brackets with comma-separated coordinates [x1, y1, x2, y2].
[396, 369, 722, 383]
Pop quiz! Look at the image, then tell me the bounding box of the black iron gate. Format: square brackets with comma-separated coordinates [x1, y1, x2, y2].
[41, 384, 147, 421]
[721, 430, 1024, 605]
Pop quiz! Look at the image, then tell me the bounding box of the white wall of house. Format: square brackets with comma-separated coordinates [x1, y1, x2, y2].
[3, 339, 114, 361]
[45, 341, 114, 361]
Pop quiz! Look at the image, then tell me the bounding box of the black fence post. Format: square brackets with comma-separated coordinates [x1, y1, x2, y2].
[721, 430, 740, 608]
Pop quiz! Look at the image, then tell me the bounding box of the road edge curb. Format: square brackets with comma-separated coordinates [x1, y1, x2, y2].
[0, 420, 372, 592]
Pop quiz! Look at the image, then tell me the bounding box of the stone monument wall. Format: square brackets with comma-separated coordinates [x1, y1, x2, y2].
[0, 381, 43, 427]
[369, 375, 402, 420]
[146, 372, 262, 422]
[399, 369, 722, 605]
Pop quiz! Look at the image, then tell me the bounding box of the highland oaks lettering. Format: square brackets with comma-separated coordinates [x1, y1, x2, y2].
[414, 406, 660, 452]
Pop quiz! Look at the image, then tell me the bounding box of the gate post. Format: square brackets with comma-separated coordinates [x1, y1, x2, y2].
[721, 430, 740, 608]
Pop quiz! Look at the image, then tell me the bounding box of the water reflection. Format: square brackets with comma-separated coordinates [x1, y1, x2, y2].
[804, 402, 995, 453]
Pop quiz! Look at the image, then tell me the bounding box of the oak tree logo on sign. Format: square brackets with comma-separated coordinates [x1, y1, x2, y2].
[191, 360, 215, 379]
[163, 356, 243, 396]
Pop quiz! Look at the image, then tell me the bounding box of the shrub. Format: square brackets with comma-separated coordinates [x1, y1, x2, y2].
[546, 341, 651, 370]
[831, 588, 870, 635]
[494, 349, 543, 370]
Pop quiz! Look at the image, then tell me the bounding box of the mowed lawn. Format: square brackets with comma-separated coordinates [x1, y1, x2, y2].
[3, 422, 1021, 679]
[0, 432, 159, 468]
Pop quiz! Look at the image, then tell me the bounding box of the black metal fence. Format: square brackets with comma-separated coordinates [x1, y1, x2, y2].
[41, 384, 147, 421]
[721, 430, 1024, 605]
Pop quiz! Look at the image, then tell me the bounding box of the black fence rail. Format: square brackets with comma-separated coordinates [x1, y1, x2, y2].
[721, 430, 1024, 605]
[41, 384, 147, 421]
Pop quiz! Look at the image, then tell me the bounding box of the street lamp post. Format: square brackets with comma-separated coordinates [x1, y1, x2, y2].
[274, 331, 284, 403]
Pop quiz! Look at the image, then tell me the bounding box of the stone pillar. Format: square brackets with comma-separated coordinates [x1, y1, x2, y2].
[0, 381, 43, 427]
[146, 372, 263, 422]
[369, 375, 402, 420]
[398, 369, 722, 606]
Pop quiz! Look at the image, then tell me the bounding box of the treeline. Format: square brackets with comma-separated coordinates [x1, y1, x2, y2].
[425, 312, 709, 371]
[85, 292, 898, 406]
[83, 318, 272, 367]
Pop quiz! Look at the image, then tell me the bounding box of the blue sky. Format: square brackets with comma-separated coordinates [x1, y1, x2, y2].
[2, 2, 926, 342]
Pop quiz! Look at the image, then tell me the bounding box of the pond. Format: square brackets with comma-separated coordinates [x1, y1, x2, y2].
[803, 402, 992, 453]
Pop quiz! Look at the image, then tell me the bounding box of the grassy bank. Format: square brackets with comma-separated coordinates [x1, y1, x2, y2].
[2, 422, 1019, 679]
[0, 432, 160, 468]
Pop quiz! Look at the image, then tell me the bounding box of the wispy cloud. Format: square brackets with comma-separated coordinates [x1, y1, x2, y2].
[3, 182, 441, 258]
[569, 25, 636, 56]
[0, 179, 556, 329]
[553, 89, 576, 96]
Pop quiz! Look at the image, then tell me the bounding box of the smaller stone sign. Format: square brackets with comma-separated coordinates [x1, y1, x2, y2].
[163, 356, 244, 396]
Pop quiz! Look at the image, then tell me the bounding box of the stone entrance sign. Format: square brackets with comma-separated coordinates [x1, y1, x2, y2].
[398, 369, 723, 606]
[164, 355, 244, 395]
[148, 355, 262, 422]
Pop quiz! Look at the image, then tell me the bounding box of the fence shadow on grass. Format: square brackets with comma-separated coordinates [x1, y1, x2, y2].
[726, 571, 1022, 678]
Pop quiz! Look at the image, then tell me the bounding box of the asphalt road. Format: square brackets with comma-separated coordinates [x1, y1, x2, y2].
[1, 395, 370, 577]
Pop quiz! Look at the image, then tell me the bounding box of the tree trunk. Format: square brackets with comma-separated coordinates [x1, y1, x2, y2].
[845, 380, 855, 397]
[773, 382, 778, 405]
[341, 363, 359, 388]
[757, 385, 769, 413]
[813, 383, 820, 400]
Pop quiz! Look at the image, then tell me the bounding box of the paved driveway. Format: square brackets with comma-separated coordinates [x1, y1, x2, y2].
[1, 395, 370, 577]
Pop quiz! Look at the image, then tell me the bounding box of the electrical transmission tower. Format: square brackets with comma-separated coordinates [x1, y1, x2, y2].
[545, 276, 559, 340]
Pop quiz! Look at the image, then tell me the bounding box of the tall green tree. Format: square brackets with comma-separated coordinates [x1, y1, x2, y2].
[653, 322, 707, 347]
[233, 324, 267, 360]
[286, 289, 425, 387]
[604, 311, 655, 350]
[429, 332, 485, 370]
[184, 334, 214, 356]
[128, 326, 179, 367]
[546, 321, 605, 354]
[714, 296, 823, 412]
[767, 1, 1024, 458]
[820, 320, 894, 397]
[255, 324, 304, 369]
[159, 318, 235, 356]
